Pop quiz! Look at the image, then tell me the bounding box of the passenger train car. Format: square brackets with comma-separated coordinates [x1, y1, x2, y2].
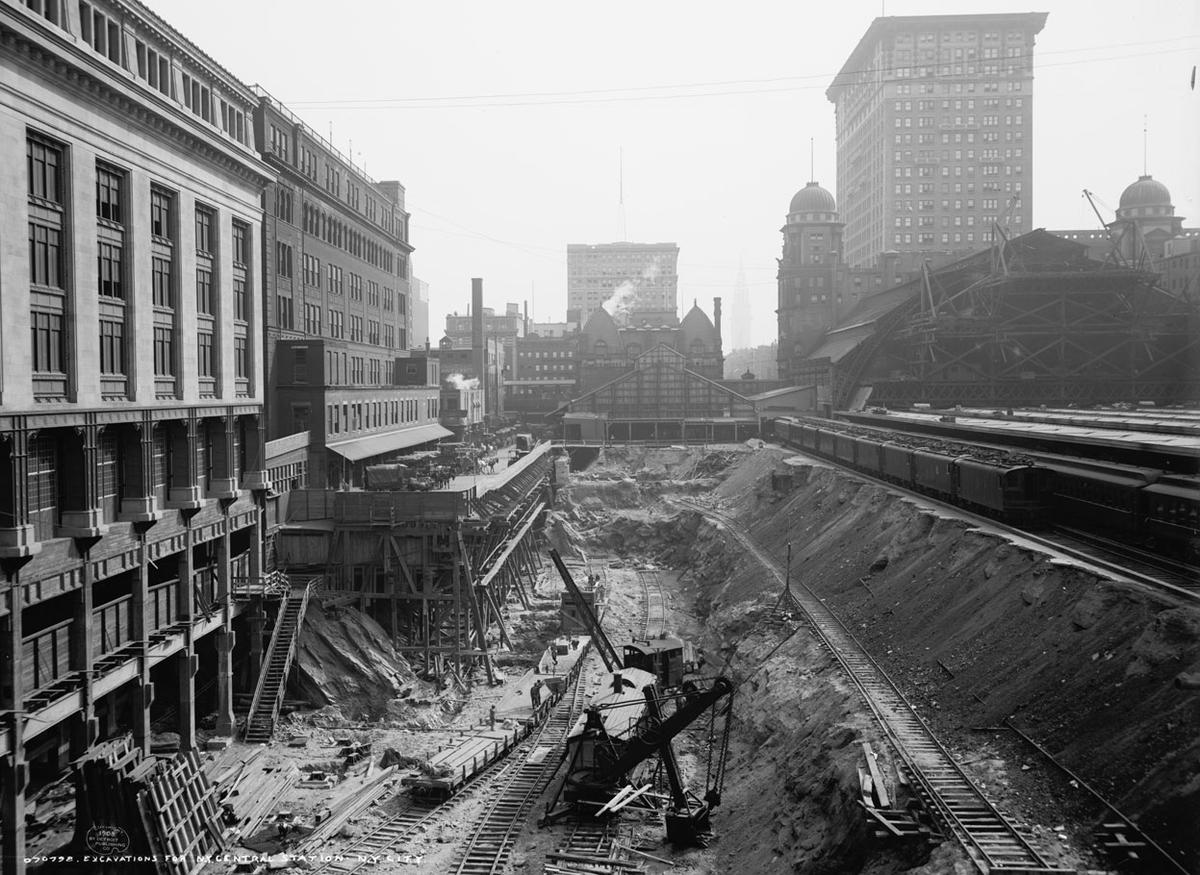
[771, 417, 1200, 563]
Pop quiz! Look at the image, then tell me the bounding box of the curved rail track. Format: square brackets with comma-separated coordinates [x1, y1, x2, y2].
[448, 654, 597, 875]
[672, 498, 1070, 875]
[635, 568, 666, 639]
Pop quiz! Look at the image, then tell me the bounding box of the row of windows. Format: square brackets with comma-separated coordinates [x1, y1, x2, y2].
[289, 299, 402, 350]
[267, 129, 401, 238]
[892, 231, 984, 246]
[26, 132, 252, 395]
[894, 148, 1023, 162]
[894, 215, 1022, 229]
[893, 197, 1009, 212]
[891, 181, 1023, 197]
[326, 397, 435, 437]
[300, 202, 402, 274]
[893, 164, 1024, 179]
[296, 254, 397, 312]
[518, 349, 573, 360]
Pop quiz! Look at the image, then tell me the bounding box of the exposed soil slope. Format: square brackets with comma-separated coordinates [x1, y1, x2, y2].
[556, 444, 1199, 872]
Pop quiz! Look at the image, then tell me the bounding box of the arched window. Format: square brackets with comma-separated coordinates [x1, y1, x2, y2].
[594, 339, 608, 356]
[690, 338, 707, 357]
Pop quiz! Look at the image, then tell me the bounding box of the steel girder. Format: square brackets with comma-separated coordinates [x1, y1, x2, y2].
[856, 270, 1198, 407]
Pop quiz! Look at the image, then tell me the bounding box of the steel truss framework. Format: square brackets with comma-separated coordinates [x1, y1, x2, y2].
[827, 232, 1200, 408]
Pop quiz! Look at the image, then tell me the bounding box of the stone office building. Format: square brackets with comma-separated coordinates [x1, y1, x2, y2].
[0, 2, 273, 870]
[827, 13, 1048, 268]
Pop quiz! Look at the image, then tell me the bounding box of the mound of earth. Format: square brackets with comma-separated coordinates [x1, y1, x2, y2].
[291, 601, 421, 719]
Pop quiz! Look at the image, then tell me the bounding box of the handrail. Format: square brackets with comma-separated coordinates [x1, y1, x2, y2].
[244, 595, 290, 728]
[21, 617, 73, 643]
[244, 582, 312, 738]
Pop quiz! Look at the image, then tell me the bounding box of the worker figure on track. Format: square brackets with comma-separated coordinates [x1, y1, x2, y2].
[530, 679, 544, 712]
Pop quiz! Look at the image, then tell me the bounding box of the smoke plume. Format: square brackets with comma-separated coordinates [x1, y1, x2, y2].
[600, 257, 664, 325]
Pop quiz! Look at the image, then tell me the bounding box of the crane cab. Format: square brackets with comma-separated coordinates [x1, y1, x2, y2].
[622, 636, 686, 688]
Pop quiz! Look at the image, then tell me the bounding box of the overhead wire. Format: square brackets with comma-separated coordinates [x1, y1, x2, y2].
[282, 37, 1199, 110]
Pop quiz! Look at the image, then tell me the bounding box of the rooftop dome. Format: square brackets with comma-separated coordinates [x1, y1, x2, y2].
[1119, 175, 1171, 209]
[789, 181, 837, 215]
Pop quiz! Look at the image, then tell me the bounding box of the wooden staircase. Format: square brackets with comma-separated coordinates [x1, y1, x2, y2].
[243, 584, 310, 744]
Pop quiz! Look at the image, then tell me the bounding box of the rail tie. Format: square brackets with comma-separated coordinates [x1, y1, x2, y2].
[674, 498, 1071, 875]
[449, 654, 598, 875]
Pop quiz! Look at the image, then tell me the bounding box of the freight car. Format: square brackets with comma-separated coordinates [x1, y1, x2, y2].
[772, 416, 1200, 562]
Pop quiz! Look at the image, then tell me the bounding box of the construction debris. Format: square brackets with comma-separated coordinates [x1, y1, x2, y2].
[70, 734, 224, 875]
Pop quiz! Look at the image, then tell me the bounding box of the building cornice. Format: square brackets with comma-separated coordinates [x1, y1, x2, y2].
[0, 10, 274, 189]
[827, 11, 1049, 103]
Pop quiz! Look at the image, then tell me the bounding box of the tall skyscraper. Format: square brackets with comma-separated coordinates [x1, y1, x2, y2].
[826, 13, 1048, 268]
[566, 242, 679, 325]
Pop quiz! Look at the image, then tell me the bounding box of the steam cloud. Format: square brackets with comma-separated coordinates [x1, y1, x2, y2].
[446, 373, 480, 391]
[601, 257, 664, 325]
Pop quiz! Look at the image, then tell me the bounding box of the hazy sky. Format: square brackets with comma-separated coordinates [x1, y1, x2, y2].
[155, 0, 1199, 347]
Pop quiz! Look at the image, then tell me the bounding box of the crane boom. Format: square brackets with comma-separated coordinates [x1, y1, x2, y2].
[596, 677, 734, 787]
[549, 548, 621, 671]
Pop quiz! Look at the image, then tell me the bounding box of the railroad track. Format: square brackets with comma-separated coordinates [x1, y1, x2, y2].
[562, 819, 616, 857]
[775, 445, 1200, 603]
[636, 568, 666, 639]
[449, 654, 598, 875]
[310, 798, 443, 874]
[312, 667, 594, 875]
[1047, 527, 1199, 594]
[671, 498, 1070, 875]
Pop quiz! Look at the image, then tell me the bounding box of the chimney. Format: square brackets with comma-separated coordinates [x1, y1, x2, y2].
[377, 180, 405, 209]
[713, 297, 722, 344]
[472, 278, 485, 393]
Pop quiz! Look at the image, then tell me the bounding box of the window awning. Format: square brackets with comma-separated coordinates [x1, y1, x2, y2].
[325, 423, 453, 462]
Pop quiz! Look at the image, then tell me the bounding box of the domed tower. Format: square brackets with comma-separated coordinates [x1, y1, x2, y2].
[1111, 175, 1185, 263]
[777, 182, 846, 381]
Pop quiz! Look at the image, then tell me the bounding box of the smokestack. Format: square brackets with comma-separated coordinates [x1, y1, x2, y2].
[713, 297, 722, 346]
[472, 278, 485, 397]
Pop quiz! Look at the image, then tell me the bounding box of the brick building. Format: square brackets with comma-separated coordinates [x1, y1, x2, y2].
[0, 1, 274, 868]
[255, 90, 443, 489]
[827, 13, 1048, 268]
[506, 331, 578, 415]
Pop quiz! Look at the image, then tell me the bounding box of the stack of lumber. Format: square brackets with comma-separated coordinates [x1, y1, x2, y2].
[221, 759, 301, 840]
[543, 854, 648, 874]
[207, 747, 264, 801]
[70, 734, 225, 875]
[857, 742, 929, 843]
[295, 764, 398, 854]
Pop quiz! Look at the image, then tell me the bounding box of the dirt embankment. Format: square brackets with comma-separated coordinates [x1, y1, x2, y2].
[736, 461, 1200, 867]
[560, 444, 1200, 873]
[291, 601, 420, 719]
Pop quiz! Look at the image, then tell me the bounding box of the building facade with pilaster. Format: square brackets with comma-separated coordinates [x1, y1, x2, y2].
[0, 2, 273, 870]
